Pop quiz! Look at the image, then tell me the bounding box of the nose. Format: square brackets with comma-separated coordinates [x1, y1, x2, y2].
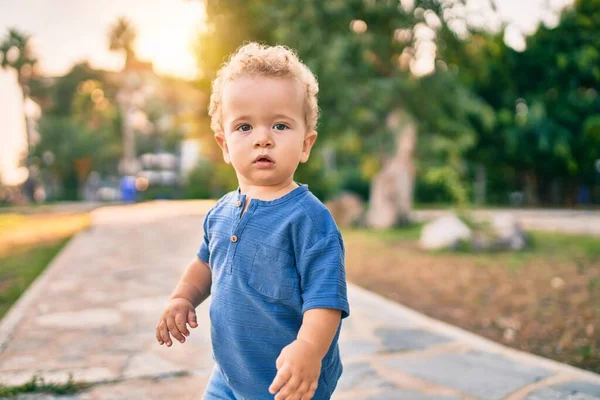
[253, 127, 274, 148]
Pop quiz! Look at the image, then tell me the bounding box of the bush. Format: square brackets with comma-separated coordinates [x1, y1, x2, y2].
[183, 160, 237, 199]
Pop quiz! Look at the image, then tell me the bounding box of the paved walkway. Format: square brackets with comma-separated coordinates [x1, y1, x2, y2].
[1, 202, 599, 400]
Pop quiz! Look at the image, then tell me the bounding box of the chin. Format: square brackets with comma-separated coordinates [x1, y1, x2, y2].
[248, 173, 289, 186]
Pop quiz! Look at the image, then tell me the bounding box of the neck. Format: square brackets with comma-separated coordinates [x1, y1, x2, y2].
[238, 179, 299, 201]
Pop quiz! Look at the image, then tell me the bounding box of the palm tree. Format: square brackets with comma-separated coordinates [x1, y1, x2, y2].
[108, 17, 138, 69]
[1, 28, 37, 194]
[108, 17, 142, 176]
[1, 28, 37, 82]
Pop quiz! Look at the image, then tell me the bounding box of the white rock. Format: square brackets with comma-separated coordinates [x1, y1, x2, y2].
[325, 192, 365, 228]
[490, 214, 527, 250]
[420, 215, 472, 250]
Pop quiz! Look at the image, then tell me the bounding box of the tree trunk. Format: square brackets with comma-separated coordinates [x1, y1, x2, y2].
[523, 170, 539, 206]
[367, 110, 416, 228]
[475, 164, 486, 206]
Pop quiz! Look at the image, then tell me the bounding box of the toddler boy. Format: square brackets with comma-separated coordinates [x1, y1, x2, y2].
[156, 43, 350, 400]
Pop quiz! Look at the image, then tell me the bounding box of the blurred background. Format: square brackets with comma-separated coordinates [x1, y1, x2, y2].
[0, 0, 599, 394]
[1, 0, 598, 208]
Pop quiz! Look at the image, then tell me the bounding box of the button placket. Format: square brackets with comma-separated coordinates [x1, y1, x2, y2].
[226, 199, 255, 275]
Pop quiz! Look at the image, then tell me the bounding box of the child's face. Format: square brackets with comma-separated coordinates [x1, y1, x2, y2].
[215, 75, 317, 189]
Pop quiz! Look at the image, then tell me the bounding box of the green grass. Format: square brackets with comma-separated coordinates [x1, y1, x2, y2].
[0, 375, 89, 397]
[0, 214, 27, 234]
[343, 224, 600, 270]
[342, 223, 423, 242]
[0, 238, 71, 320]
[528, 231, 600, 262]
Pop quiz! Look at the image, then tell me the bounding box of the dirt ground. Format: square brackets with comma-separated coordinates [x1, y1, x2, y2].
[342, 229, 600, 374]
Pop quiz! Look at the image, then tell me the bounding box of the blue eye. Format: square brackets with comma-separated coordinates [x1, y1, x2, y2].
[237, 124, 252, 132]
[273, 123, 289, 131]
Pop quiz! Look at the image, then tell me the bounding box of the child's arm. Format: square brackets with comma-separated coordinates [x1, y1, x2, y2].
[297, 308, 342, 358]
[170, 257, 212, 306]
[269, 308, 341, 399]
[155, 257, 212, 347]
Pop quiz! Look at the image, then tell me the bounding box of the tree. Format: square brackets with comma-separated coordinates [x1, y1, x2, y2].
[0, 28, 37, 84]
[458, 0, 600, 205]
[1, 28, 38, 195]
[196, 0, 493, 211]
[108, 17, 138, 68]
[32, 117, 117, 200]
[50, 62, 104, 116]
[32, 64, 122, 200]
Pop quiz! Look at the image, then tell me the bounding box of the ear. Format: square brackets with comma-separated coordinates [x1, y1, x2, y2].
[300, 130, 318, 163]
[214, 132, 231, 164]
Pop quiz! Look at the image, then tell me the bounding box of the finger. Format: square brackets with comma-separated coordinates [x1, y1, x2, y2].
[276, 377, 301, 400]
[166, 317, 184, 343]
[187, 309, 198, 328]
[175, 313, 189, 337]
[284, 393, 302, 400]
[159, 320, 172, 346]
[301, 381, 318, 400]
[155, 321, 164, 345]
[295, 381, 310, 399]
[269, 367, 292, 395]
[276, 354, 284, 369]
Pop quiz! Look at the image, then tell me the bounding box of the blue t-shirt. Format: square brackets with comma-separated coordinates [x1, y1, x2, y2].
[198, 183, 350, 400]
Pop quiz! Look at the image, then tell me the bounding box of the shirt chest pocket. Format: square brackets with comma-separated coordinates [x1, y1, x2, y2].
[248, 244, 296, 300]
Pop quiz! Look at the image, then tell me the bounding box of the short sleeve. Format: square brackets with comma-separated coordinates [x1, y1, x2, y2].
[197, 209, 212, 263]
[296, 233, 350, 319]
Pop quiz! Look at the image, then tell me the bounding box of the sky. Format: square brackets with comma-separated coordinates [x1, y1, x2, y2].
[0, 0, 574, 185]
[0, 0, 206, 79]
[0, 0, 573, 79]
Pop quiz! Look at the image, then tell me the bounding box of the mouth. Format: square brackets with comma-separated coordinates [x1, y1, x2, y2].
[253, 155, 274, 164]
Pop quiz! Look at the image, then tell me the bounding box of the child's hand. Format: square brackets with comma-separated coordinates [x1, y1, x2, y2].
[269, 339, 321, 400]
[155, 297, 198, 347]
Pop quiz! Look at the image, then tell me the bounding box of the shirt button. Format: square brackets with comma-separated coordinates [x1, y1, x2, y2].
[236, 200, 242, 207]
[231, 235, 238, 243]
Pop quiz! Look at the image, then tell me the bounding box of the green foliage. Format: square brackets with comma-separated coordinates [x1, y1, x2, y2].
[183, 160, 238, 199]
[108, 17, 138, 66]
[0, 28, 37, 83]
[50, 62, 104, 116]
[33, 64, 122, 200]
[197, 0, 493, 206]
[0, 375, 89, 397]
[461, 0, 600, 204]
[32, 116, 120, 200]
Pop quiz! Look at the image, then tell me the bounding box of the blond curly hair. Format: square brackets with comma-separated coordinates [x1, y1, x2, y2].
[208, 42, 319, 135]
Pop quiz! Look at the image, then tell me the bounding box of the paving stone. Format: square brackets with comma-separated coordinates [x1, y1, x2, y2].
[0, 355, 37, 370]
[383, 350, 552, 400]
[15, 395, 79, 400]
[35, 309, 122, 329]
[526, 380, 600, 400]
[80, 374, 208, 400]
[365, 389, 461, 400]
[117, 296, 169, 315]
[0, 367, 115, 386]
[122, 352, 183, 379]
[375, 327, 451, 353]
[339, 339, 380, 358]
[348, 298, 413, 328]
[335, 361, 396, 392]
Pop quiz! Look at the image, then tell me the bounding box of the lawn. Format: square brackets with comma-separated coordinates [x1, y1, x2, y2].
[342, 227, 600, 373]
[0, 213, 90, 320]
[0, 213, 90, 256]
